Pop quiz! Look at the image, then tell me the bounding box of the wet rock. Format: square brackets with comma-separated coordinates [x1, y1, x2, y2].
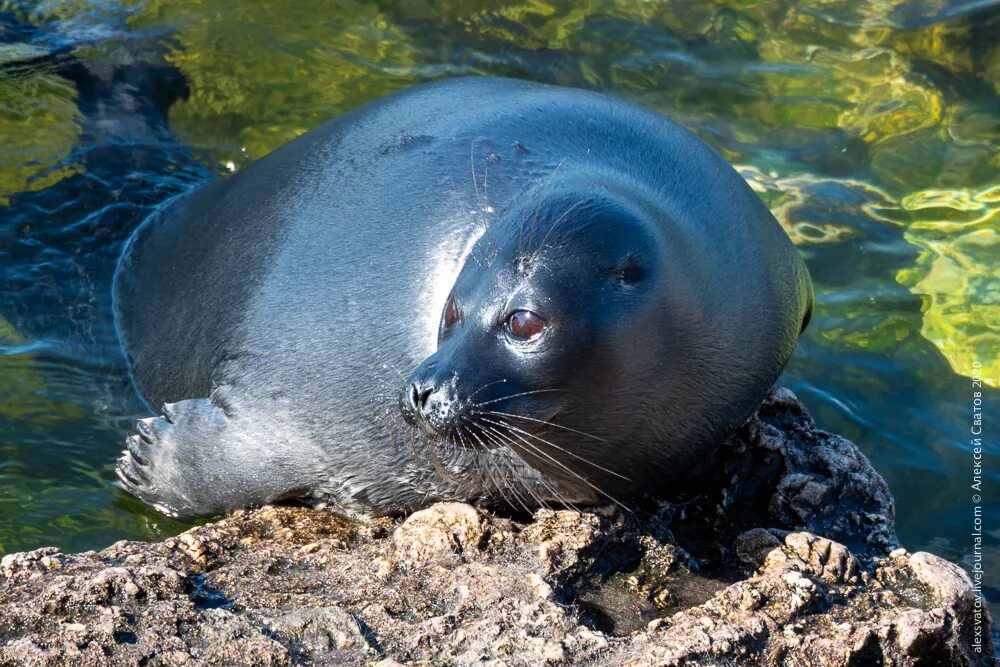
[0, 390, 992, 666]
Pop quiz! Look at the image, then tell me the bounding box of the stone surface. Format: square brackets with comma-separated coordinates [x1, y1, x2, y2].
[0, 390, 993, 666]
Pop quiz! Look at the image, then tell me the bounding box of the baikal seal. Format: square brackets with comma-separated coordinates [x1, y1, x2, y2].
[114, 76, 813, 518]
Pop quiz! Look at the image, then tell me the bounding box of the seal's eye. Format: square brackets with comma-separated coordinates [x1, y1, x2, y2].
[507, 310, 546, 340]
[443, 294, 461, 329]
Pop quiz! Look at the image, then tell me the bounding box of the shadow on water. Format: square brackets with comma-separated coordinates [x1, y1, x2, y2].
[0, 0, 998, 645]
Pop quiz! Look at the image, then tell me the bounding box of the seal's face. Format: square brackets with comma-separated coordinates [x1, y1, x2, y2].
[400, 188, 670, 503]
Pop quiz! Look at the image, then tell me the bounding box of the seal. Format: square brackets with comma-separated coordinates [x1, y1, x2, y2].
[114, 76, 813, 518]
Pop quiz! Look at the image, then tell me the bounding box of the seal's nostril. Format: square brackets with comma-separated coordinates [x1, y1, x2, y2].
[412, 383, 433, 410]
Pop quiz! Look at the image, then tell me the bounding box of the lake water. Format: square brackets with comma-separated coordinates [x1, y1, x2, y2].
[1, 0, 998, 641]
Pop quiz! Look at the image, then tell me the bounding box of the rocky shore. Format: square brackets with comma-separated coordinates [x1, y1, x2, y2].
[1, 389, 993, 666]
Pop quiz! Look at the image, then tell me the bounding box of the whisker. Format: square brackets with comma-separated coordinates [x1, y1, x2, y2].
[464, 420, 533, 515]
[482, 409, 607, 442]
[424, 434, 464, 485]
[454, 158, 487, 270]
[483, 161, 497, 262]
[478, 417, 632, 512]
[383, 362, 407, 381]
[523, 157, 568, 253]
[506, 461, 551, 513]
[477, 425, 548, 513]
[469, 141, 495, 261]
[466, 378, 510, 402]
[455, 424, 471, 453]
[455, 417, 495, 484]
[477, 415, 631, 482]
[482, 429, 558, 509]
[485, 424, 579, 514]
[483, 424, 577, 513]
[483, 452, 544, 514]
[535, 198, 586, 255]
[456, 425, 494, 504]
[483, 461, 516, 507]
[474, 388, 560, 408]
[404, 424, 418, 456]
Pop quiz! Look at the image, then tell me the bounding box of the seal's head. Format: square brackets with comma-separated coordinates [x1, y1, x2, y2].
[400, 171, 805, 507]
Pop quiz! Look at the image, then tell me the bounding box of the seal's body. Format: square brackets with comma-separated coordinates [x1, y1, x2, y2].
[115, 77, 812, 518]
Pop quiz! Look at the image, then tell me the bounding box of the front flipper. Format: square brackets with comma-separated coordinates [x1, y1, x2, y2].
[116, 395, 319, 517]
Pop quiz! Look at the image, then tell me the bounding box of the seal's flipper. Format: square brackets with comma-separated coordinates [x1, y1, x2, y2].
[116, 397, 317, 517]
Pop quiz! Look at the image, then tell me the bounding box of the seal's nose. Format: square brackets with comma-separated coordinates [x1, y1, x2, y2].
[400, 377, 457, 436]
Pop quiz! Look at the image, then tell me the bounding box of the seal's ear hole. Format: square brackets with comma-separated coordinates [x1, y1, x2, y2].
[612, 256, 644, 285]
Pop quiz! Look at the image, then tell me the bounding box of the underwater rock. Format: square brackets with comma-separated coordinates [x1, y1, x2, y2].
[0, 390, 991, 666]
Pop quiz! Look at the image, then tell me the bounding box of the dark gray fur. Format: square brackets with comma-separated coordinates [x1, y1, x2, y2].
[114, 77, 812, 518]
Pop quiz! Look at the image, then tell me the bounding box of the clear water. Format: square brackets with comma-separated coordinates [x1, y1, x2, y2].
[1, 0, 997, 638]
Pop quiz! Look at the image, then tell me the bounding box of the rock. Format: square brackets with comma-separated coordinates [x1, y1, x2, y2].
[0, 390, 992, 666]
[268, 607, 377, 657]
[712, 387, 898, 555]
[391, 502, 491, 566]
[1, 547, 64, 580]
[762, 531, 859, 584]
[734, 527, 784, 568]
[521, 507, 605, 574]
[910, 551, 977, 611]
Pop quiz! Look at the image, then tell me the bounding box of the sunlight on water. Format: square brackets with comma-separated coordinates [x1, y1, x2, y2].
[898, 185, 1000, 387]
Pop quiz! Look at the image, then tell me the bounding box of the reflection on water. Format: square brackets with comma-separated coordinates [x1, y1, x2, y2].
[1, 0, 998, 635]
[898, 185, 1000, 386]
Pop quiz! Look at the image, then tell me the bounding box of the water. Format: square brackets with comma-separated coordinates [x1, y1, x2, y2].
[1, 0, 998, 637]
